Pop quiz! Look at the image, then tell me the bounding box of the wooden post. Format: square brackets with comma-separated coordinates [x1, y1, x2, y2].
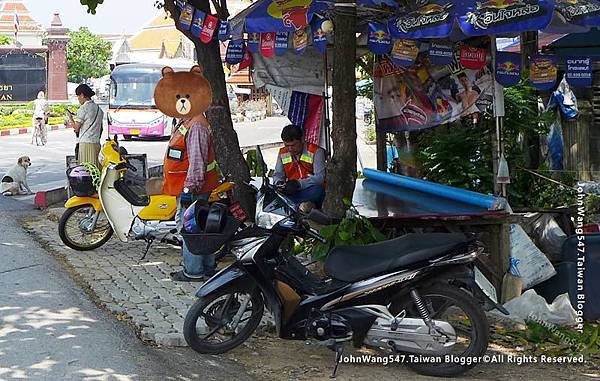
[376, 129, 387, 171]
[578, 100, 592, 181]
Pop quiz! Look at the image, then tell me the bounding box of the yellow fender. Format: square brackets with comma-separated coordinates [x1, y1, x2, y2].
[208, 181, 235, 203]
[65, 196, 103, 212]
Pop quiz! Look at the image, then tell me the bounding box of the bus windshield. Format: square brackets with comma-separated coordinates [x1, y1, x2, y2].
[110, 71, 162, 109]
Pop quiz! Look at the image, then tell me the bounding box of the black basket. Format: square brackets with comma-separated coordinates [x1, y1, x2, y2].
[181, 216, 242, 256]
[67, 172, 96, 197]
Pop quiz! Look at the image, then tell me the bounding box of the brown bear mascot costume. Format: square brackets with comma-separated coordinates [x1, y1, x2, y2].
[154, 65, 220, 281]
[154, 65, 219, 197]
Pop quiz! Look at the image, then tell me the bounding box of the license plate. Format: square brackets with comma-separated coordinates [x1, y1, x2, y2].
[474, 266, 498, 304]
[130, 129, 140, 135]
[229, 202, 248, 222]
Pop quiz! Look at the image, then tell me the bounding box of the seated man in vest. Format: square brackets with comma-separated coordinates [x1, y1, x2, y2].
[163, 113, 220, 282]
[273, 124, 326, 209]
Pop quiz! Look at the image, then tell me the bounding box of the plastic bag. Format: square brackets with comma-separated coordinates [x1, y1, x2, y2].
[509, 224, 556, 289]
[521, 213, 568, 261]
[546, 76, 578, 120]
[492, 289, 578, 326]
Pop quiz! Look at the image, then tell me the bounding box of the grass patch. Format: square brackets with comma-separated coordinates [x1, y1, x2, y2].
[491, 321, 600, 359]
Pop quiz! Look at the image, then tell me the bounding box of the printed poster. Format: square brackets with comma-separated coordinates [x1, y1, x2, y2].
[390, 39, 419, 68]
[495, 51, 521, 88]
[374, 53, 493, 132]
[530, 54, 558, 90]
[565, 57, 592, 87]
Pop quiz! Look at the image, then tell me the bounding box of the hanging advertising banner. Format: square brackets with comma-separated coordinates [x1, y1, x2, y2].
[191, 10, 205, 37]
[428, 41, 454, 66]
[247, 32, 261, 53]
[292, 29, 309, 54]
[373, 54, 493, 132]
[179, 3, 195, 31]
[200, 14, 219, 43]
[218, 20, 230, 41]
[495, 51, 521, 88]
[275, 32, 289, 55]
[311, 18, 328, 53]
[388, 1, 457, 39]
[459, 0, 554, 37]
[239, 46, 253, 70]
[565, 57, 592, 87]
[367, 22, 392, 54]
[389, 39, 419, 68]
[530, 54, 558, 90]
[260, 32, 276, 57]
[225, 39, 245, 64]
[460, 45, 487, 70]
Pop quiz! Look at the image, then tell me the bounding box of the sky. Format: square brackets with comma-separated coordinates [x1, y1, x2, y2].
[26, 0, 161, 35]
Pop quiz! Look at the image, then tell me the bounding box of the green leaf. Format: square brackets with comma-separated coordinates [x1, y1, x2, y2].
[319, 225, 338, 239]
[338, 230, 352, 241]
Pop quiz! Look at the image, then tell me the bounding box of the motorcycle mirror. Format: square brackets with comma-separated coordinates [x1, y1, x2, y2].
[307, 209, 338, 225]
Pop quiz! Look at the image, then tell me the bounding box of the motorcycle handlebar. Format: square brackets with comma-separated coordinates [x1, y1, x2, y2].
[305, 209, 340, 225]
[306, 226, 326, 243]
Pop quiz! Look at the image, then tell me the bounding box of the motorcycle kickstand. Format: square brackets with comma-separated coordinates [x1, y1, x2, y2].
[140, 238, 153, 260]
[329, 344, 344, 379]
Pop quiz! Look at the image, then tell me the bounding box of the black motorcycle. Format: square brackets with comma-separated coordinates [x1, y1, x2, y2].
[183, 148, 507, 377]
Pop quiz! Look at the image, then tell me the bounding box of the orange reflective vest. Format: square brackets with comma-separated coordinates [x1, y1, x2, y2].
[162, 120, 219, 196]
[278, 143, 319, 181]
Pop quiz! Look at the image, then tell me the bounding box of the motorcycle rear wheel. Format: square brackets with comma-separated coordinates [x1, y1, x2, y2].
[58, 204, 113, 250]
[390, 284, 489, 377]
[184, 287, 264, 354]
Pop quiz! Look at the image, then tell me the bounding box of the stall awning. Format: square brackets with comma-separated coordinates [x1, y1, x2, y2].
[230, 0, 600, 38]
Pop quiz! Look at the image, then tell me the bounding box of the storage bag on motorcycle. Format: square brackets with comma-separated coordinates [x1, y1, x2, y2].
[67, 166, 96, 197]
[181, 202, 241, 255]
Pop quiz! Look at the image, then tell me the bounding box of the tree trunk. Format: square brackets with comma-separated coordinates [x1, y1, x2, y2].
[163, 0, 255, 217]
[322, 1, 357, 218]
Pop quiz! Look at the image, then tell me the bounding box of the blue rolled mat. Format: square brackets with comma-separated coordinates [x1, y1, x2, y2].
[363, 168, 505, 211]
[363, 179, 485, 215]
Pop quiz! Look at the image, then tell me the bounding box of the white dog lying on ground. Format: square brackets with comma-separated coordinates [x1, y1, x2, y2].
[1, 156, 33, 196]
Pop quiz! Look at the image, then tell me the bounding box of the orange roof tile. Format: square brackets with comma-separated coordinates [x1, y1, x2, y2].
[1, 2, 27, 12]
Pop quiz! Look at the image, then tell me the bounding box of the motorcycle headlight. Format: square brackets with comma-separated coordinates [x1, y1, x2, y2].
[255, 193, 286, 229]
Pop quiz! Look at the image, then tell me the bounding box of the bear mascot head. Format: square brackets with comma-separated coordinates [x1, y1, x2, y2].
[153, 65, 212, 119]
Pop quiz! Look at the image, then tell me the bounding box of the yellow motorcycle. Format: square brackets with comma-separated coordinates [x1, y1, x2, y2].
[58, 136, 234, 256]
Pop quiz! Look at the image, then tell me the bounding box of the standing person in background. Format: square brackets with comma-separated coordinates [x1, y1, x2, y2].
[32, 91, 48, 145]
[67, 84, 103, 168]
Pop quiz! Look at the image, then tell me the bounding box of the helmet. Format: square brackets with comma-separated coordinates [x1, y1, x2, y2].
[68, 165, 90, 178]
[182, 201, 228, 234]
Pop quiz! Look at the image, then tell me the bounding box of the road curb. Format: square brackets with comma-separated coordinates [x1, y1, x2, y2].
[0, 124, 72, 137]
[34, 187, 68, 209]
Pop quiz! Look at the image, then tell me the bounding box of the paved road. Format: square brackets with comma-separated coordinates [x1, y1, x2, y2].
[0, 116, 376, 196]
[0, 117, 290, 196]
[0, 196, 254, 380]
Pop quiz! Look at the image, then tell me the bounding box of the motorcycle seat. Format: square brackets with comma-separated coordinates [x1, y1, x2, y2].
[324, 233, 472, 283]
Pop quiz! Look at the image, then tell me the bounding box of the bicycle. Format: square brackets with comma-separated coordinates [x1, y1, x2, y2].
[31, 117, 47, 146]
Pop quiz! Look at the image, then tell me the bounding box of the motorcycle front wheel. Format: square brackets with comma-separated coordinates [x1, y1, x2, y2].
[184, 287, 264, 354]
[390, 284, 489, 377]
[58, 204, 113, 250]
